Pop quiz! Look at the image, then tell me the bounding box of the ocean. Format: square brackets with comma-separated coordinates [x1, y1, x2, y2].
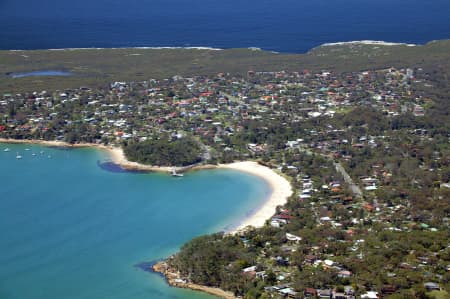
[0, 144, 271, 299]
[0, 0, 449, 53]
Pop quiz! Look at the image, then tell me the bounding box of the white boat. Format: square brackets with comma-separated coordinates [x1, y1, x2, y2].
[16, 152, 22, 159]
[170, 168, 184, 177]
[4, 148, 10, 152]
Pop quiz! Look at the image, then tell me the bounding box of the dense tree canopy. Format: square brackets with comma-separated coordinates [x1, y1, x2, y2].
[123, 135, 203, 166]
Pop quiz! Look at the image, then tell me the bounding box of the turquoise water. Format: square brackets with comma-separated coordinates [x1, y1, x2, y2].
[0, 144, 271, 299]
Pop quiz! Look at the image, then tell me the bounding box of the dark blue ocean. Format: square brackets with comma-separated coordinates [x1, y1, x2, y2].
[0, 144, 271, 299]
[1, 0, 449, 53]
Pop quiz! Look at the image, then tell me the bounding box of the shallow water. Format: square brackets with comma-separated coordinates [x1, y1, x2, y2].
[9, 70, 72, 78]
[0, 144, 271, 299]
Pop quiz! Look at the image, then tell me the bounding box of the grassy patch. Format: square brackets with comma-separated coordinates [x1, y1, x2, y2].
[429, 290, 449, 299]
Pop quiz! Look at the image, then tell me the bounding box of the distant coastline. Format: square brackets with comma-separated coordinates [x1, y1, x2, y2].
[9, 46, 224, 52]
[6, 40, 428, 53]
[0, 138, 293, 234]
[320, 40, 418, 47]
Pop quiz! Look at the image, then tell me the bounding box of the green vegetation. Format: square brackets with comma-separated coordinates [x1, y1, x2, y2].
[1, 40, 449, 298]
[0, 40, 449, 92]
[429, 290, 450, 299]
[123, 135, 202, 166]
[172, 232, 259, 293]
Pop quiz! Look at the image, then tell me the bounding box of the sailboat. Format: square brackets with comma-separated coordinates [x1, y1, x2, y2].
[16, 152, 22, 159]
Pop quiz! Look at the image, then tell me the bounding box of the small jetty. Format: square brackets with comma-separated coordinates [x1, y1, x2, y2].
[170, 168, 184, 177]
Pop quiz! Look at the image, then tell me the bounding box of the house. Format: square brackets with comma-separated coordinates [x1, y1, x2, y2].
[361, 291, 379, 299]
[317, 289, 332, 298]
[242, 266, 257, 279]
[300, 191, 312, 199]
[364, 204, 375, 212]
[279, 287, 297, 298]
[413, 104, 425, 116]
[338, 270, 352, 278]
[343, 196, 353, 204]
[323, 259, 334, 268]
[364, 185, 378, 191]
[242, 266, 257, 273]
[255, 271, 266, 279]
[332, 290, 346, 299]
[424, 282, 440, 291]
[270, 219, 285, 227]
[273, 213, 294, 221]
[305, 255, 318, 264]
[286, 233, 302, 242]
[276, 256, 290, 266]
[331, 195, 342, 202]
[304, 288, 317, 297]
[381, 285, 396, 296]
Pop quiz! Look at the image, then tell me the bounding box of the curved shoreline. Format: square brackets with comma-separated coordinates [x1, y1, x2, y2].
[218, 161, 292, 233]
[0, 139, 292, 233]
[1, 138, 292, 298]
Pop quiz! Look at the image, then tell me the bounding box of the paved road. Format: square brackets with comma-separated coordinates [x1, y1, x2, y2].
[296, 146, 363, 199]
[334, 162, 363, 198]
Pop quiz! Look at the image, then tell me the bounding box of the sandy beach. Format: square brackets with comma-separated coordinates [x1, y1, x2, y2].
[218, 161, 293, 232]
[1, 138, 293, 232]
[106, 151, 294, 232]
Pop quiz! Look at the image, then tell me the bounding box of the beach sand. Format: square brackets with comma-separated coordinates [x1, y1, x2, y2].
[106, 146, 174, 172]
[218, 161, 293, 232]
